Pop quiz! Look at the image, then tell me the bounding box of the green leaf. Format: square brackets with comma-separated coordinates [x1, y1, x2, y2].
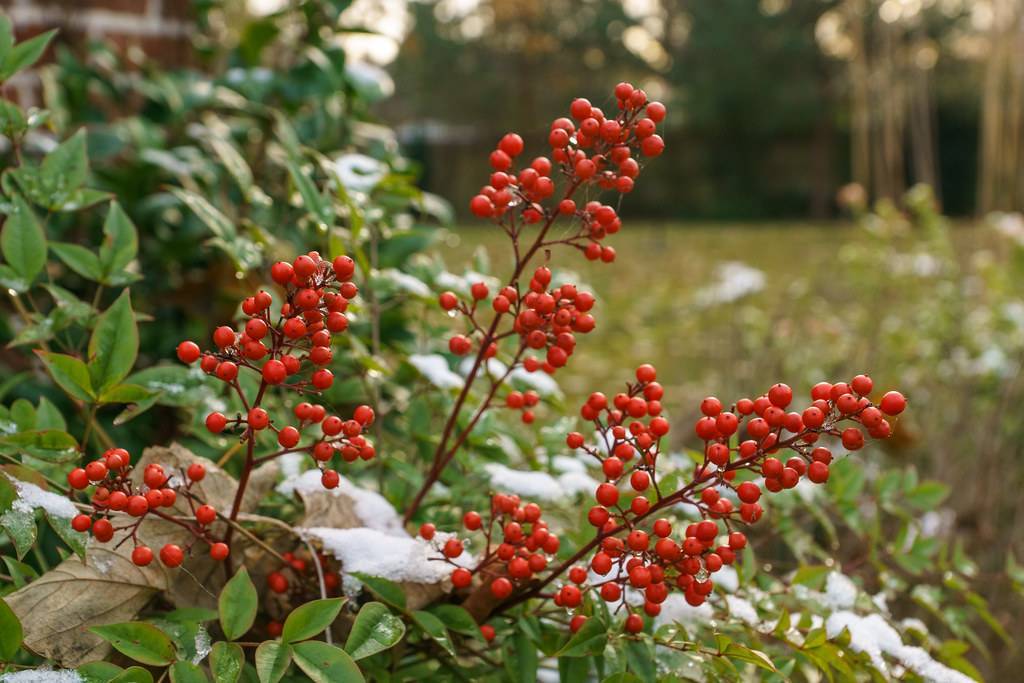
[90, 622, 177, 665]
[0, 98, 27, 139]
[36, 350, 94, 400]
[0, 477, 15, 514]
[504, 627, 538, 683]
[344, 601, 405, 660]
[98, 202, 138, 280]
[0, 429, 78, 462]
[350, 572, 406, 610]
[170, 187, 236, 240]
[220, 567, 258, 641]
[411, 610, 454, 656]
[0, 17, 12, 65]
[77, 661, 126, 682]
[556, 617, 607, 657]
[428, 604, 481, 638]
[625, 639, 655, 682]
[109, 667, 154, 683]
[210, 641, 245, 683]
[1, 195, 46, 283]
[46, 509, 87, 557]
[602, 674, 642, 683]
[51, 242, 103, 281]
[254, 641, 292, 683]
[0, 597, 23, 659]
[98, 383, 155, 405]
[35, 396, 67, 430]
[905, 481, 950, 510]
[724, 643, 777, 672]
[170, 662, 210, 683]
[292, 641, 364, 683]
[41, 128, 88, 194]
[1, 556, 37, 588]
[281, 597, 344, 643]
[1, 507, 37, 558]
[791, 564, 831, 589]
[0, 29, 56, 81]
[88, 289, 138, 392]
[285, 157, 331, 229]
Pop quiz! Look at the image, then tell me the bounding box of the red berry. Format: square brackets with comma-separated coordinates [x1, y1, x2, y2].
[71, 514, 92, 532]
[268, 571, 289, 593]
[624, 613, 644, 633]
[451, 567, 472, 588]
[209, 542, 230, 561]
[67, 468, 89, 489]
[196, 504, 217, 525]
[419, 523, 436, 540]
[92, 518, 114, 542]
[490, 577, 513, 599]
[159, 544, 184, 568]
[879, 391, 906, 416]
[132, 546, 154, 566]
[187, 463, 206, 482]
[262, 360, 287, 384]
[206, 412, 227, 433]
[480, 625, 495, 642]
[321, 469, 340, 489]
[248, 407, 269, 430]
[176, 341, 200, 364]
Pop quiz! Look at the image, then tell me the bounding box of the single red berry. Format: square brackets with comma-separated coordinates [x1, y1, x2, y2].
[132, 545, 154, 566]
[206, 412, 227, 434]
[248, 407, 269, 430]
[419, 523, 436, 540]
[67, 468, 89, 490]
[262, 359, 287, 384]
[71, 514, 92, 532]
[451, 567, 472, 588]
[321, 469, 340, 489]
[268, 572, 289, 593]
[196, 505, 217, 525]
[624, 613, 644, 633]
[490, 577, 513, 599]
[209, 542, 230, 561]
[879, 391, 906, 416]
[480, 625, 496, 642]
[187, 463, 206, 482]
[159, 544, 184, 568]
[176, 341, 200, 364]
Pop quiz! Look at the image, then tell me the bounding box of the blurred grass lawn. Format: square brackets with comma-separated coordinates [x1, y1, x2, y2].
[444, 220, 995, 416]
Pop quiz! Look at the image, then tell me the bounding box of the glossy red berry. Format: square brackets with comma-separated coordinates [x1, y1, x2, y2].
[159, 544, 184, 568]
[132, 546, 154, 566]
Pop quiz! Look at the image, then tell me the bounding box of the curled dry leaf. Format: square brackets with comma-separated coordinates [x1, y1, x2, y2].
[5, 443, 269, 666]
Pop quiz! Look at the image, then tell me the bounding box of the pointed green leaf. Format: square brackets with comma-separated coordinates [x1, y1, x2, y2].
[210, 641, 245, 683]
[46, 509, 87, 557]
[556, 617, 607, 657]
[0, 29, 57, 81]
[350, 572, 405, 610]
[504, 627, 538, 683]
[2, 194, 46, 284]
[99, 202, 138, 279]
[254, 641, 292, 683]
[344, 601, 405, 660]
[36, 350, 94, 400]
[88, 289, 138, 392]
[170, 188, 236, 239]
[281, 597, 344, 643]
[411, 610, 454, 656]
[0, 429, 78, 462]
[51, 242, 103, 281]
[1, 507, 37, 558]
[0, 476, 15, 514]
[41, 128, 88, 193]
[35, 396, 67, 430]
[0, 597, 23, 659]
[428, 604, 482, 639]
[292, 641, 363, 683]
[220, 567, 258, 641]
[90, 622, 176, 665]
[98, 383, 155, 405]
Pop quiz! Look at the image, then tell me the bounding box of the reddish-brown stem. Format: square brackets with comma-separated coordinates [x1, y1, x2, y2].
[402, 182, 581, 524]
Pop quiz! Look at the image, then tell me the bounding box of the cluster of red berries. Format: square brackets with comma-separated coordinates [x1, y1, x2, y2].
[468, 82, 665, 263]
[440, 266, 597, 381]
[176, 253, 376, 489]
[423, 493, 559, 605]
[68, 455, 226, 567]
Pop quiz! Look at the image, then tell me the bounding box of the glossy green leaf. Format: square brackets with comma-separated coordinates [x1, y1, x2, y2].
[293, 640, 363, 683]
[76, 661, 125, 682]
[220, 567, 258, 641]
[254, 641, 292, 683]
[1, 195, 46, 284]
[1, 507, 37, 558]
[428, 604, 482, 639]
[36, 350, 94, 400]
[344, 601, 405, 660]
[281, 597, 344, 643]
[90, 622, 176, 665]
[0, 597, 23, 660]
[411, 610, 454, 656]
[504, 627, 538, 683]
[109, 667, 154, 683]
[88, 289, 138, 392]
[724, 643, 777, 672]
[556, 617, 607, 657]
[99, 202, 138, 279]
[98, 383, 155, 405]
[210, 641, 245, 683]
[169, 662, 209, 683]
[0, 429, 78, 462]
[350, 572, 405, 609]
[0, 475, 16, 514]
[41, 128, 89, 194]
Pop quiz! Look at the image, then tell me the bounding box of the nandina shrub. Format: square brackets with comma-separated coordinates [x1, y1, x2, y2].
[0, 24, 996, 681]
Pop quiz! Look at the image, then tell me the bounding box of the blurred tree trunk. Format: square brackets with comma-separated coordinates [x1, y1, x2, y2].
[978, 0, 1024, 213]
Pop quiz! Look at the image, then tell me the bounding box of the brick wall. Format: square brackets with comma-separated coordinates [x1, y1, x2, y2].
[0, 0, 194, 105]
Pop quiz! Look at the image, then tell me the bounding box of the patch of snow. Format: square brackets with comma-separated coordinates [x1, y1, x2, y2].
[483, 463, 595, 501]
[193, 625, 212, 664]
[552, 455, 586, 474]
[725, 595, 759, 625]
[6, 475, 76, 518]
[303, 526, 470, 587]
[278, 471, 405, 536]
[715, 566, 739, 593]
[408, 354, 463, 390]
[654, 593, 713, 628]
[278, 452, 304, 480]
[332, 153, 387, 193]
[379, 268, 431, 297]
[823, 572, 857, 610]
[694, 262, 765, 306]
[825, 611, 973, 683]
[0, 670, 83, 683]
[508, 367, 561, 396]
